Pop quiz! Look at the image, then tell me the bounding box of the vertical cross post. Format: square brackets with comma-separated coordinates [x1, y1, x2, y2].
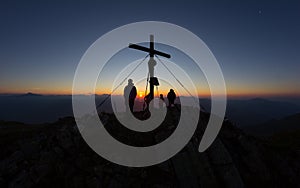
[148, 35, 156, 101]
[150, 35, 154, 57]
[128, 35, 171, 110]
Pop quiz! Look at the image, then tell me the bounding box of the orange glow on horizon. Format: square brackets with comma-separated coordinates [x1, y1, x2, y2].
[1, 86, 300, 98]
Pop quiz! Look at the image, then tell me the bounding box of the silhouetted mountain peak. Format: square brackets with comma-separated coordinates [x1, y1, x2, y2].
[19, 92, 43, 97]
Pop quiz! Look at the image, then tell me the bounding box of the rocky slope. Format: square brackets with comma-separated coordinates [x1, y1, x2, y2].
[0, 108, 299, 188]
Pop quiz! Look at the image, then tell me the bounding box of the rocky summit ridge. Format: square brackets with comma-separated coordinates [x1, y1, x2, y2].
[0, 108, 299, 188]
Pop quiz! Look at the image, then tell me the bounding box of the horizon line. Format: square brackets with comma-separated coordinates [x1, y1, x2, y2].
[1, 92, 300, 99]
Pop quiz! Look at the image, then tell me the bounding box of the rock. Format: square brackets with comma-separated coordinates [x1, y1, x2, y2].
[53, 146, 64, 158]
[171, 151, 200, 188]
[207, 139, 244, 188]
[94, 165, 104, 177]
[69, 176, 85, 188]
[7, 162, 18, 177]
[9, 170, 33, 188]
[39, 151, 56, 164]
[0, 176, 5, 187]
[86, 176, 102, 188]
[10, 151, 25, 164]
[20, 141, 39, 159]
[57, 130, 73, 150]
[29, 164, 49, 183]
[0, 151, 25, 176]
[0, 112, 299, 187]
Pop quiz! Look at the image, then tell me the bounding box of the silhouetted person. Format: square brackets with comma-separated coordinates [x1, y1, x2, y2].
[167, 89, 176, 107]
[159, 94, 164, 109]
[124, 79, 137, 113]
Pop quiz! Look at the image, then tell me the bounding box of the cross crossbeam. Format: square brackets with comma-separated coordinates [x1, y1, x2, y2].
[128, 35, 171, 58]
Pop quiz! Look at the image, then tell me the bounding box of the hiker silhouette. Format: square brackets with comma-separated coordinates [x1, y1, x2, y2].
[124, 79, 137, 113]
[167, 89, 176, 107]
[159, 94, 165, 109]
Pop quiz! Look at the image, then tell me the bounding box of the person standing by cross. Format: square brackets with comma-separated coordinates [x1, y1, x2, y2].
[124, 79, 137, 113]
[167, 89, 176, 108]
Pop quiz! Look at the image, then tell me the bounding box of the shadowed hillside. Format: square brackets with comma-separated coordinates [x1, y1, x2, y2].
[0, 108, 299, 188]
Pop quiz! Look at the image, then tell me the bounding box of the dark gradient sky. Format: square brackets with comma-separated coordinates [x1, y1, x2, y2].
[0, 0, 299, 96]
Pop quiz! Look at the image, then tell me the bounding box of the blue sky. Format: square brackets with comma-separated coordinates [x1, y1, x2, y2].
[0, 0, 299, 96]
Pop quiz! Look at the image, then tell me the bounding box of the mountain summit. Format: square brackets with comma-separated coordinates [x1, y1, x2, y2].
[0, 108, 299, 187]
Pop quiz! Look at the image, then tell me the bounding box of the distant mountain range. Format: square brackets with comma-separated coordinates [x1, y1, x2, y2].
[244, 113, 300, 136]
[0, 93, 300, 128]
[200, 98, 300, 127]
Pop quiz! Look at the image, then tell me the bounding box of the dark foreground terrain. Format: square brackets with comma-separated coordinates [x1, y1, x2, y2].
[0, 108, 299, 188]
